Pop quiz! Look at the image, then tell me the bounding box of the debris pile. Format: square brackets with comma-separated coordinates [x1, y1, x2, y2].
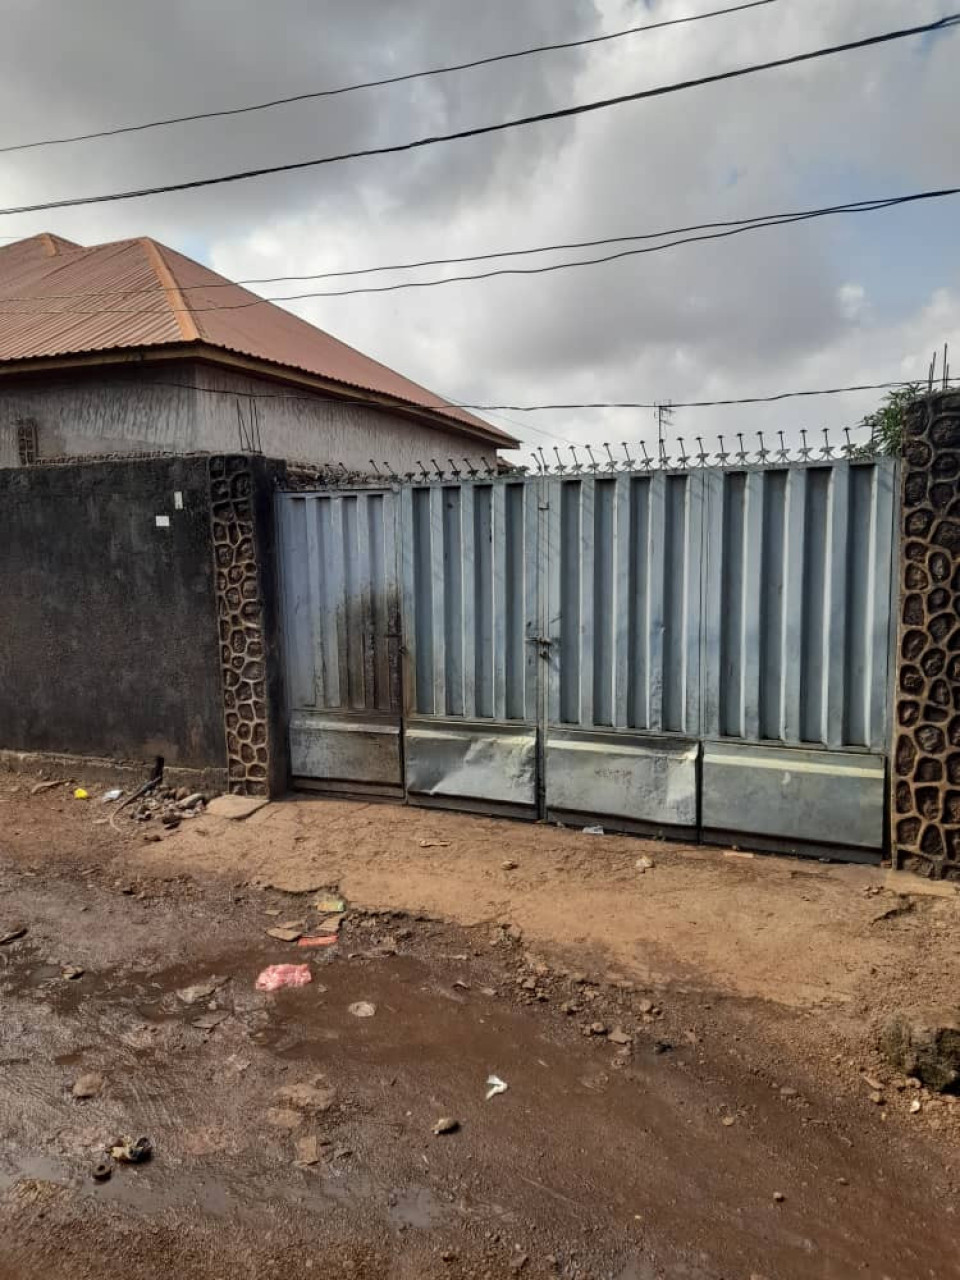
[128, 786, 208, 829]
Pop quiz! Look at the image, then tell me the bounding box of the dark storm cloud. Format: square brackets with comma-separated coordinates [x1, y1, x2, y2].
[1, 0, 958, 457]
[0, 0, 596, 237]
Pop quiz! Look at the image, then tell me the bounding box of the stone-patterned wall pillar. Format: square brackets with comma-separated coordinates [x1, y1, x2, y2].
[892, 392, 960, 879]
[208, 455, 288, 797]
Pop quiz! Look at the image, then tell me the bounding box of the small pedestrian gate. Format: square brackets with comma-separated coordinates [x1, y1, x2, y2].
[277, 456, 898, 860]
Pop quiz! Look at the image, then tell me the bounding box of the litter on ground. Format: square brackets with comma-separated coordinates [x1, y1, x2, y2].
[255, 964, 313, 992]
[110, 1136, 152, 1165]
[348, 1001, 376, 1018]
[485, 1074, 508, 1100]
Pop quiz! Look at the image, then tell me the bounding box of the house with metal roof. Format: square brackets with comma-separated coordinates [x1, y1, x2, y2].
[0, 233, 516, 470]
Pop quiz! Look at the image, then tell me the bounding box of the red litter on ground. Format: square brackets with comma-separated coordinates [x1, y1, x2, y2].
[297, 934, 338, 949]
[255, 964, 313, 991]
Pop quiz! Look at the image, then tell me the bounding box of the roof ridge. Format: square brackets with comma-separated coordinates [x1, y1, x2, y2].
[153, 240, 476, 417]
[0, 232, 83, 258]
[139, 237, 199, 342]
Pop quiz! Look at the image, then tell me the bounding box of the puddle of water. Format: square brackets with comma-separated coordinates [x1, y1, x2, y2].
[387, 1185, 444, 1230]
[0, 1152, 72, 1195]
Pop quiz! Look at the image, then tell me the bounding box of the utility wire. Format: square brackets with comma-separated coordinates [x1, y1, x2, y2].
[4, 186, 958, 305]
[4, 188, 958, 315]
[1, 14, 954, 219]
[0, 1, 777, 157]
[457, 380, 953, 411]
[138, 376, 949, 411]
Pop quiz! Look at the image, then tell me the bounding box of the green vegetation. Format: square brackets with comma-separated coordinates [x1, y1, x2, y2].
[855, 383, 923, 456]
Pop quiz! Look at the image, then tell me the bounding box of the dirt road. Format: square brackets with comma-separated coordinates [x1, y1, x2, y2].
[1, 781, 958, 1278]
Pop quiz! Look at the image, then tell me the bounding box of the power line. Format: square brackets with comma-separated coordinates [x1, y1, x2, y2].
[1, 14, 954, 219]
[5, 186, 959, 307]
[136, 375, 949, 411]
[0, 1, 778, 158]
[202, 189, 960, 303]
[457, 379, 952, 411]
[4, 187, 958, 315]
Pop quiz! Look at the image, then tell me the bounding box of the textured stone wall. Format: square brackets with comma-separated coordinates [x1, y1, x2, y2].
[209, 456, 274, 795]
[893, 393, 960, 879]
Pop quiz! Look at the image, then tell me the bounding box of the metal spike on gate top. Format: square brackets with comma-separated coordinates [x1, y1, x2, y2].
[819, 428, 834, 459]
[568, 444, 582, 473]
[463, 456, 479, 477]
[584, 444, 600, 472]
[553, 446, 567, 474]
[416, 459, 430, 480]
[735, 432, 749, 466]
[797, 429, 811, 461]
[696, 436, 709, 467]
[603, 442, 619, 471]
[536, 446, 549, 475]
[430, 458, 445, 479]
[480, 455, 495, 476]
[621, 441, 636, 470]
[384, 460, 401, 481]
[755, 431, 770, 464]
[776, 430, 790, 463]
[842, 427, 854, 458]
[676, 437, 690, 468]
[657, 437, 670, 470]
[639, 440, 653, 470]
[369, 459, 382, 477]
[447, 458, 462, 478]
[716, 434, 730, 467]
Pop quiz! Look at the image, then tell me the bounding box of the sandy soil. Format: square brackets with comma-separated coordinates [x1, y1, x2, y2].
[0, 778, 958, 1279]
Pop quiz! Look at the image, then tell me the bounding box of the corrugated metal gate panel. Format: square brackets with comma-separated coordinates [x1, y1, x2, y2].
[278, 490, 402, 791]
[278, 457, 898, 854]
[700, 462, 896, 750]
[697, 461, 897, 851]
[541, 472, 703, 829]
[401, 482, 539, 721]
[400, 480, 539, 810]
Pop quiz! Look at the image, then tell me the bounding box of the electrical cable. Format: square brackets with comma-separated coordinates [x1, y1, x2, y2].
[0, 1, 779, 157]
[457, 379, 947, 411]
[3, 188, 958, 314]
[1, 14, 954, 218]
[136, 375, 946, 411]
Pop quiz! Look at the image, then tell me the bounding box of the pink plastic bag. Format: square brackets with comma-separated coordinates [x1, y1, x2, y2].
[255, 964, 312, 992]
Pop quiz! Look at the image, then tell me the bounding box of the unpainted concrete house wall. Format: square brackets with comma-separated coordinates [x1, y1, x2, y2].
[0, 363, 485, 473]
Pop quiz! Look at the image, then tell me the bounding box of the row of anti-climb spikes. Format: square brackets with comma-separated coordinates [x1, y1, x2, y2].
[526, 426, 878, 474]
[320, 425, 878, 484]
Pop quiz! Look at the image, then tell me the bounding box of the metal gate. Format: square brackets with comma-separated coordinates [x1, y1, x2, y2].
[277, 456, 898, 858]
[278, 488, 403, 796]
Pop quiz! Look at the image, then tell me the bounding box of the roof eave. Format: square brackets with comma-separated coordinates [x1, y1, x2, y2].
[0, 343, 519, 449]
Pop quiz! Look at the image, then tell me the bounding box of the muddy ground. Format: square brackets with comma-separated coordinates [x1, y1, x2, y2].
[1, 780, 959, 1279]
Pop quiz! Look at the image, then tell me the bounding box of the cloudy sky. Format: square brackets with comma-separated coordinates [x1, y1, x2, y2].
[0, 0, 957, 463]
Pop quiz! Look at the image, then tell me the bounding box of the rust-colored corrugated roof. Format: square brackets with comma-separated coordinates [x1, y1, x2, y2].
[0, 233, 515, 446]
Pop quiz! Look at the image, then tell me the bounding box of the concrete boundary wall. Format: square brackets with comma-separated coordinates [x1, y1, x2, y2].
[0, 454, 286, 795]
